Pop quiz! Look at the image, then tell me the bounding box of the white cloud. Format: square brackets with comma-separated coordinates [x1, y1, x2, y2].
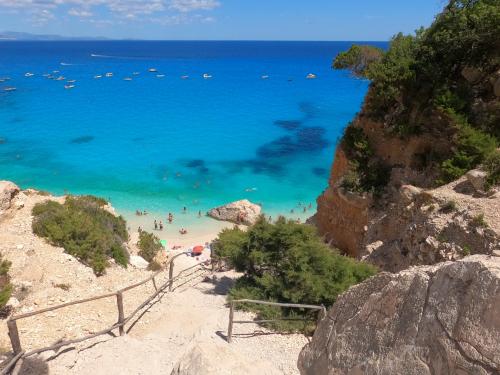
[68, 8, 93, 17]
[169, 0, 220, 12]
[0, 0, 220, 24]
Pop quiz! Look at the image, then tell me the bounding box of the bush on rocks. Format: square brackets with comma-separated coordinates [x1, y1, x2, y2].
[0, 253, 12, 316]
[137, 231, 163, 264]
[213, 216, 377, 332]
[32, 196, 129, 275]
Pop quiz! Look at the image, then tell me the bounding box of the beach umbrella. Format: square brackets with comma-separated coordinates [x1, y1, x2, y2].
[160, 239, 167, 248]
[192, 245, 204, 255]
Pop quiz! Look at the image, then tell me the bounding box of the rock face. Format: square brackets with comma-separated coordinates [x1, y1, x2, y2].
[208, 199, 261, 226]
[298, 255, 500, 375]
[0, 181, 20, 217]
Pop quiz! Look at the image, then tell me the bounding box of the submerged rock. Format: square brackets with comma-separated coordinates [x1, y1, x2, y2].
[208, 199, 261, 225]
[298, 255, 500, 375]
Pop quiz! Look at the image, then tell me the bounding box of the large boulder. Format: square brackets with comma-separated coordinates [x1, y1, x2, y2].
[0, 180, 20, 216]
[466, 169, 488, 192]
[298, 255, 500, 375]
[208, 199, 261, 225]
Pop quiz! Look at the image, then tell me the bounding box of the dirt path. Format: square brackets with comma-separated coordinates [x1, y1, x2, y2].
[22, 254, 307, 374]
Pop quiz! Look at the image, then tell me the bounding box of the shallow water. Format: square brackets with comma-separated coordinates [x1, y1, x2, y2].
[0, 41, 381, 228]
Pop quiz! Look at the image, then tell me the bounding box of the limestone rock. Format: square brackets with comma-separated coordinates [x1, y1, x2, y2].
[129, 255, 149, 269]
[208, 199, 261, 225]
[400, 184, 423, 203]
[171, 340, 280, 375]
[298, 255, 500, 375]
[0, 180, 20, 215]
[466, 169, 488, 192]
[461, 66, 483, 83]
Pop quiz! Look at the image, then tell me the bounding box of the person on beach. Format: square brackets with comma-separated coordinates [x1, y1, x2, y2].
[159, 221, 164, 230]
[154, 220, 158, 230]
[308, 203, 312, 209]
[268, 216, 272, 222]
[303, 207, 307, 213]
[290, 209, 294, 214]
[179, 228, 187, 235]
[183, 206, 187, 214]
[138, 226, 142, 233]
[198, 210, 202, 218]
[168, 213, 173, 223]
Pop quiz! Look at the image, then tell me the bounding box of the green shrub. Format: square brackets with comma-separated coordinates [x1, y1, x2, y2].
[333, 44, 384, 77]
[54, 283, 71, 291]
[137, 231, 163, 263]
[440, 200, 457, 213]
[0, 254, 12, 310]
[484, 150, 500, 189]
[470, 213, 488, 228]
[462, 244, 471, 256]
[32, 196, 129, 276]
[213, 216, 377, 332]
[340, 126, 390, 196]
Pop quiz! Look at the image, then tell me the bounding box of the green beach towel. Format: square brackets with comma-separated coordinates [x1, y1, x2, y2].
[160, 239, 167, 249]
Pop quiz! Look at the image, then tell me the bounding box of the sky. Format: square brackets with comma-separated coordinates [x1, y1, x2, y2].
[0, 0, 446, 41]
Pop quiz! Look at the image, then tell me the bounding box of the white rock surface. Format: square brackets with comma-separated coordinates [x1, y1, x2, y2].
[129, 255, 149, 269]
[0, 180, 20, 216]
[208, 199, 261, 225]
[466, 169, 488, 192]
[298, 255, 500, 375]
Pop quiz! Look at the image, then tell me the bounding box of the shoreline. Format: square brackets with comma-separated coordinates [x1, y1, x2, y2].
[123, 207, 314, 249]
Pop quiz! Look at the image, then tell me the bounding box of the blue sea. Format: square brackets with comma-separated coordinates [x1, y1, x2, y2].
[0, 41, 381, 232]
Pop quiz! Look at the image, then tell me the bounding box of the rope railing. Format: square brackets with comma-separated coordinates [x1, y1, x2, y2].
[2, 251, 209, 372]
[226, 299, 327, 343]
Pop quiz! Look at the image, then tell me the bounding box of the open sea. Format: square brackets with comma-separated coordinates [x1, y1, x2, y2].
[0, 41, 382, 232]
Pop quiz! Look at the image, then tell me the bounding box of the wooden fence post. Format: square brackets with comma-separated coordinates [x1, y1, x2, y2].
[227, 301, 234, 343]
[7, 320, 22, 355]
[116, 292, 125, 336]
[168, 261, 174, 292]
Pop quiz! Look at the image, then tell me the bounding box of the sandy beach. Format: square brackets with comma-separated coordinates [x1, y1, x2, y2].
[123, 207, 314, 249]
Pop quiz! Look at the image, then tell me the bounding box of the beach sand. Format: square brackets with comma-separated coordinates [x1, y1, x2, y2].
[123, 208, 314, 249]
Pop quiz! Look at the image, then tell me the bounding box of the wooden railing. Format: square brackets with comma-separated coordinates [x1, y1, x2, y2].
[226, 299, 327, 343]
[1, 251, 208, 373]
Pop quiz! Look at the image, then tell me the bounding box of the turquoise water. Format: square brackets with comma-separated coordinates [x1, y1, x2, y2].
[0, 41, 377, 222]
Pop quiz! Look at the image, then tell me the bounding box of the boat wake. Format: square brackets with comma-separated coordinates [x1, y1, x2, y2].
[90, 53, 148, 60]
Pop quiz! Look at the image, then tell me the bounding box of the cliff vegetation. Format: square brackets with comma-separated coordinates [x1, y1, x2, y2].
[212, 216, 376, 332]
[32, 196, 130, 275]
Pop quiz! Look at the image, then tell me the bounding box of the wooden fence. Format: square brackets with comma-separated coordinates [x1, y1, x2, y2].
[1, 251, 206, 374]
[226, 299, 326, 343]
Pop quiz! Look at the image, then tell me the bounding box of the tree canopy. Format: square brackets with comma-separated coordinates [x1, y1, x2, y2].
[212, 216, 377, 331]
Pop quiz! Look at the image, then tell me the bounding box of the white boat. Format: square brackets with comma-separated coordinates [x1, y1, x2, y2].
[3, 87, 16, 92]
[105, 72, 113, 77]
[261, 75, 269, 79]
[64, 85, 75, 89]
[306, 73, 317, 79]
[94, 75, 103, 79]
[132, 72, 140, 76]
[66, 79, 76, 83]
[42, 74, 50, 78]
[123, 77, 133, 81]
[203, 73, 212, 79]
[156, 74, 165, 78]
[53, 70, 60, 74]
[181, 75, 189, 79]
[56, 76, 66, 81]
[148, 68, 157, 73]
[24, 72, 34, 77]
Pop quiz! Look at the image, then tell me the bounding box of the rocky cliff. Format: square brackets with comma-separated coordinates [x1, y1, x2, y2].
[313, 0, 500, 271]
[298, 255, 500, 375]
